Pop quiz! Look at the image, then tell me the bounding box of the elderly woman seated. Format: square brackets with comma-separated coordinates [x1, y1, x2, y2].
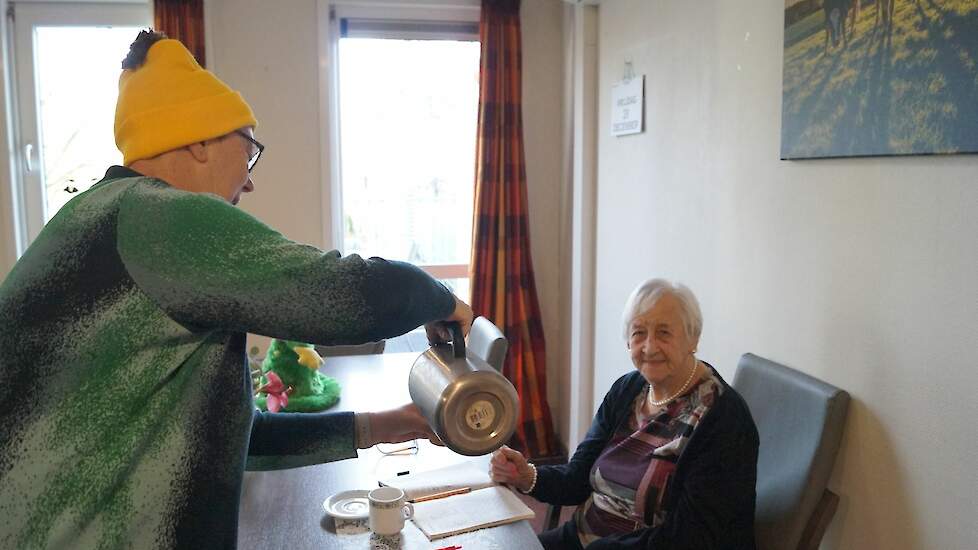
[491, 278, 759, 549]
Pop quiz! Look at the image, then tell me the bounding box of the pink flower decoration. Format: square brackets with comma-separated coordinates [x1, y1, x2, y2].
[266, 391, 288, 413]
[256, 372, 292, 413]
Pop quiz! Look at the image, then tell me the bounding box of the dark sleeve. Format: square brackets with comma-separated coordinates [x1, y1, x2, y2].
[584, 398, 760, 550]
[244, 410, 358, 470]
[530, 374, 638, 506]
[116, 182, 455, 344]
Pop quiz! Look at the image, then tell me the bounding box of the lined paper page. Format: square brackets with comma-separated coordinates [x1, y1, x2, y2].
[411, 485, 535, 540]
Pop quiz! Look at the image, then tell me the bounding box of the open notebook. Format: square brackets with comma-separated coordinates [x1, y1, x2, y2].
[379, 462, 495, 501]
[411, 485, 535, 539]
[378, 462, 535, 540]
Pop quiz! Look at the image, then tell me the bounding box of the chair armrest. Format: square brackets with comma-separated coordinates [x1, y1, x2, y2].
[797, 489, 840, 550]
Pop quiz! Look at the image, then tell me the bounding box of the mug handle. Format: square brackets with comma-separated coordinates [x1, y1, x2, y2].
[402, 501, 414, 520]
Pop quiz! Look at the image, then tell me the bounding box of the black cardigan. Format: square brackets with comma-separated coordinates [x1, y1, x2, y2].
[531, 365, 759, 550]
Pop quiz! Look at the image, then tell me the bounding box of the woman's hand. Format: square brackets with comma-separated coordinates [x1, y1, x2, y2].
[425, 294, 474, 343]
[362, 403, 443, 448]
[490, 445, 535, 492]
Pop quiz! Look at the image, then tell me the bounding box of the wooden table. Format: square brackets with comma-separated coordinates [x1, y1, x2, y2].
[238, 352, 543, 549]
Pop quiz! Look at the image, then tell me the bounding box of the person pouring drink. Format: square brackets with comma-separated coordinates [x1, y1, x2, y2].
[0, 31, 471, 549]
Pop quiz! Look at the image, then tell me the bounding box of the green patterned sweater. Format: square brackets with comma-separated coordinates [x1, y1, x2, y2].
[0, 166, 455, 549]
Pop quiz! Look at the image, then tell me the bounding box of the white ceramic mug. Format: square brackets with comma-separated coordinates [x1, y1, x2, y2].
[368, 487, 414, 535]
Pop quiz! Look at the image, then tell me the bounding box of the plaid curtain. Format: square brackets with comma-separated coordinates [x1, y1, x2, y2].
[154, 0, 206, 67]
[471, 0, 557, 459]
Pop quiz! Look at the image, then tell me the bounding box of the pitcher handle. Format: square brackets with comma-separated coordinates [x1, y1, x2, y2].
[447, 321, 466, 358]
[402, 501, 415, 520]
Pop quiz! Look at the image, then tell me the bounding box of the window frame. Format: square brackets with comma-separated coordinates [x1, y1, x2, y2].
[8, 1, 151, 252]
[319, 0, 480, 289]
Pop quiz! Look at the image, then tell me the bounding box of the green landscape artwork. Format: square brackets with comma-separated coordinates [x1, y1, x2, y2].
[781, 0, 978, 159]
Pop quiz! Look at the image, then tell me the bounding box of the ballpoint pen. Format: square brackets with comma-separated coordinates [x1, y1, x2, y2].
[410, 486, 471, 503]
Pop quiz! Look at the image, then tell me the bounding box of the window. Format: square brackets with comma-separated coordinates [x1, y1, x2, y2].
[334, 16, 480, 301]
[10, 2, 151, 249]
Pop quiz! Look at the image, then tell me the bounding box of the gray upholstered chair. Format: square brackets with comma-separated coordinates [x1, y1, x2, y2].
[732, 353, 850, 550]
[314, 340, 386, 357]
[543, 353, 850, 550]
[467, 316, 508, 371]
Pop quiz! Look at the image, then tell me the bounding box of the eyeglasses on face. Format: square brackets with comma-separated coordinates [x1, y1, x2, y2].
[235, 130, 265, 173]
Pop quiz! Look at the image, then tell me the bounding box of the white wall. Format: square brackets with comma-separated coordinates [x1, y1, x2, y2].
[518, 0, 567, 445]
[561, 4, 600, 452]
[206, 0, 569, 435]
[592, 1, 978, 549]
[207, 0, 327, 249]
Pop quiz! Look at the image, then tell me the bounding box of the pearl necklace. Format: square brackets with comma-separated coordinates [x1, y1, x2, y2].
[648, 360, 699, 407]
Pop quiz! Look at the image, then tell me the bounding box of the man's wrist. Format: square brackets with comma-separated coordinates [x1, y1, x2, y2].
[355, 412, 373, 448]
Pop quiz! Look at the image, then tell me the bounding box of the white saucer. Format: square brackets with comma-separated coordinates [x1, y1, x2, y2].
[323, 489, 370, 520]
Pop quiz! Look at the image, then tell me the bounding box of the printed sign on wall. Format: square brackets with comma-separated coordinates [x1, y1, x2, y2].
[611, 75, 644, 137]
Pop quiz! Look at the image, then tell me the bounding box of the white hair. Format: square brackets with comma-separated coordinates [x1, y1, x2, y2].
[621, 278, 703, 343]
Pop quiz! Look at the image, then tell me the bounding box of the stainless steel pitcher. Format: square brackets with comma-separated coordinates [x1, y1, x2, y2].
[408, 322, 519, 456]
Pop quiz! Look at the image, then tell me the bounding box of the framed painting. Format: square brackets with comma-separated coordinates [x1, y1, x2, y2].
[781, 0, 978, 159]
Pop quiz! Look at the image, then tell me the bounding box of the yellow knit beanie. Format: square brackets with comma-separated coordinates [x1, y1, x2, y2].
[114, 38, 257, 165]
